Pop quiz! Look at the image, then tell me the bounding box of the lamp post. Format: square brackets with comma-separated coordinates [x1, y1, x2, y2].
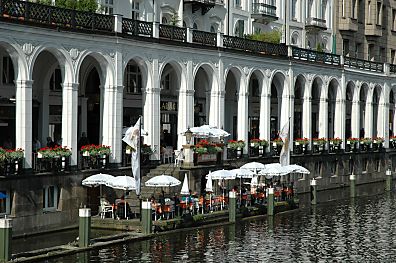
[183, 127, 194, 167]
[185, 127, 193, 145]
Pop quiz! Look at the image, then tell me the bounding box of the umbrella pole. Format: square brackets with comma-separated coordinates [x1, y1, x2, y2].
[239, 177, 242, 207]
[124, 191, 127, 220]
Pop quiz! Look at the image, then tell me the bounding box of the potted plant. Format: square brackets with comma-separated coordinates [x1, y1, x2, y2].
[272, 138, 283, 156]
[372, 137, 384, 151]
[2, 148, 24, 175]
[329, 138, 342, 153]
[312, 138, 327, 153]
[249, 139, 268, 156]
[194, 140, 220, 163]
[294, 138, 309, 154]
[37, 146, 71, 171]
[346, 137, 359, 152]
[80, 144, 111, 169]
[360, 137, 372, 151]
[227, 140, 245, 158]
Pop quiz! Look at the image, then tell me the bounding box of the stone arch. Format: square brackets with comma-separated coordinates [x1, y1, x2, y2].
[328, 78, 339, 138]
[248, 69, 265, 140]
[224, 66, 243, 140]
[345, 81, 355, 139]
[294, 74, 306, 139]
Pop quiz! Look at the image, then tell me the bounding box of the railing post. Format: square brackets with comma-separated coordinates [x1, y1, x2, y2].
[288, 45, 293, 57]
[340, 55, 344, 67]
[141, 200, 152, 234]
[267, 187, 274, 216]
[229, 191, 236, 222]
[24, 0, 30, 21]
[384, 62, 390, 75]
[113, 14, 123, 33]
[186, 27, 193, 43]
[310, 179, 317, 205]
[216, 32, 223, 48]
[386, 169, 392, 191]
[153, 22, 159, 38]
[79, 208, 91, 248]
[0, 218, 12, 263]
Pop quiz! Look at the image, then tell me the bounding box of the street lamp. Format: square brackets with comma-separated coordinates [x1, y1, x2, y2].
[184, 127, 193, 145]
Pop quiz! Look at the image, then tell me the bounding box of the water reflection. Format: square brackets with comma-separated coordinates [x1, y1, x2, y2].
[36, 183, 396, 262]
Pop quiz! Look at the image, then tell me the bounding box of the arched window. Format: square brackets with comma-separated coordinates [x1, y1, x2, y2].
[210, 25, 216, 33]
[193, 23, 198, 30]
[234, 20, 244, 37]
[162, 17, 168, 24]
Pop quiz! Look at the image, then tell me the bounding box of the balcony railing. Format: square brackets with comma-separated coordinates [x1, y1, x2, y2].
[344, 57, 384, 73]
[192, 30, 217, 46]
[223, 36, 288, 56]
[159, 24, 187, 42]
[252, 1, 277, 17]
[122, 18, 152, 37]
[292, 47, 341, 66]
[0, 0, 114, 32]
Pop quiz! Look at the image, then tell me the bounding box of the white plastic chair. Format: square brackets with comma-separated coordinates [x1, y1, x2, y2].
[162, 147, 173, 163]
[174, 150, 184, 166]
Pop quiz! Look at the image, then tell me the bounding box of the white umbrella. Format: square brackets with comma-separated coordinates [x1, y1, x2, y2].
[230, 168, 255, 179]
[205, 174, 213, 211]
[188, 125, 230, 138]
[250, 176, 258, 186]
[82, 173, 114, 187]
[106, 175, 136, 190]
[240, 162, 266, 173]
[106, 175, 136, 219]
[288, 164, 310, 174]
[145, 174, 181, 187]
[180, 174, 190, 195]
[259, 165, 292, 179]
[82, 173, 115, 201]
[205, 169, 235, 180]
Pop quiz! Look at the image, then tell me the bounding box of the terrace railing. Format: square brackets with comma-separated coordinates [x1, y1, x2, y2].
[344, 57, 384, 72]
[122, 18, 152, 37]
[292, 47, 340, 66]
[159, 24, 187, 42]
[390, 64, 396, 74]
[223, 35, 288, 56]
[192, 30, 217, 46]
[0, 0, 114, 32]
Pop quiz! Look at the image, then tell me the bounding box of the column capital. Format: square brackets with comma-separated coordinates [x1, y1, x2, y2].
[211, 90, 225, 97]
[238, 91, 249, 97]
[62, 82, 79, 91]
[144, 88, 161, 94]
[260, 93, 271, 98]
[14, 79, 33, 87]
[336, 99, 346, 104]
[303, 96, 312, 102]
[179, 89, 194, 96]
[379, 102, 389, 107]
[282, 94, 294, 99]
[319, 98, 327, 103]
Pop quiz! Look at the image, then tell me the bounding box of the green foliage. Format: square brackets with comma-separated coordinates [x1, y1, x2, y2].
[316, 43, 323, 52]
[32, 0, 98, 12]
[170, 10, 180, 26]
[246, 29, 281, 44]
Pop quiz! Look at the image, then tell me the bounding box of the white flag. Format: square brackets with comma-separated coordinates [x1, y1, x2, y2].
[123, 118, 141, 196]
[279, 118, 290, 166]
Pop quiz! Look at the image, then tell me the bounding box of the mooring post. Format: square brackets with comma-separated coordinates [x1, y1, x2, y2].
[79, 208, 91, 248]
[0, 217, 12, 263]
[386, 169, 392, 191]
[229, 191, 236, 223]
[350, 174, 356, 198]
[142, 200, 152, 234]
[267, 187, 274, 216]
[310, 179, 317, 205]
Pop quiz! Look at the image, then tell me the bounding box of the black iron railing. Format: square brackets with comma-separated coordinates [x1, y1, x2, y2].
[344, 57, 384, 72]
[292, 47, 340, 65]
[192, 30, 217, 46]
[0, 0, 114, 32]
[390, 64, 396, 74]
[252, 1, 277, 17]
[223, 35, 288, 56]
[122, 18, 152, 37]
[159, 24, 187, 41]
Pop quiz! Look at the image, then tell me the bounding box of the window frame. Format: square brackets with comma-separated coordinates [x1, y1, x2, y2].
[43, 185, 59, 212]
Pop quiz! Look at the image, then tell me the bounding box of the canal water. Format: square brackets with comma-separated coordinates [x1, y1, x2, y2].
[27, 182, 396, 262]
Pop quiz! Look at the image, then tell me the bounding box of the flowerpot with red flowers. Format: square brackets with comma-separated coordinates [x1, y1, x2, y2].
[312, 138, 327, 153]
[249, 139, 268, 157]
[294, 138, 309, 154]
[37, 146, 71, 172]
[271, 138, 283, 156]
[0, 148, 24, 175]
[372, 137, 384, 151]
[328, 138, 342, 153]
[80, 144, 111, 169]
[227, 140, 245, 159]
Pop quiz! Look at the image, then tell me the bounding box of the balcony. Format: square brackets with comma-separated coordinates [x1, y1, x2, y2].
[305, 17, 327, 32]
[251, 1, 277, 24]
[183, 0, 222, 15]
[338, 17, 358, 32]
[365, 24, 382, 37]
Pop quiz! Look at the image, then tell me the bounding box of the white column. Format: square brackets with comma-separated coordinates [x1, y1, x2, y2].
[99, 85, 104, 144]
[351, 99, 360, 138]
[393, 105, 396, 137]
[334, 99, 345, 140]
[178, 89, 194, 149]
[102, 85, 123, 164]
[237, 77, 249, 154]
[15, 79, 33, 169]
[259, 94, 271, 143]
[318, 98, 328, 139]
[378, 102, 389, 147]
[144, 59, 161, 160]
[61, 83, 78, 166]
[302, 96, 312, 141]
[209, 90, 225, 128]
[365, 100, 373, 138]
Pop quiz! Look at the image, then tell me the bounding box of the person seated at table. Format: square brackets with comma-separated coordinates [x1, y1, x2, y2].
[115, 195, 132, 220]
